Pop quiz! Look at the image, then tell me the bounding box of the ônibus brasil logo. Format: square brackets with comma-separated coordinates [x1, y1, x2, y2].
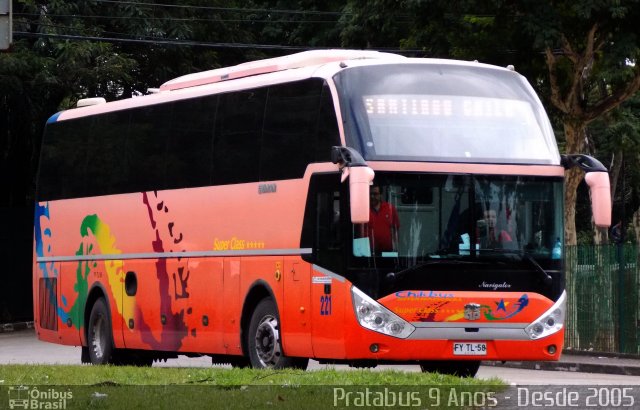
[7, 386, 73, 409]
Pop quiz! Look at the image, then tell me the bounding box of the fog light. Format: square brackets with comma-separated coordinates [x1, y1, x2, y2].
[370, 344, 379, 353]
[547, 344, 557, 355]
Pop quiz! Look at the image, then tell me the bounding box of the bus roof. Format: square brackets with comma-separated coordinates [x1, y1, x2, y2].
[159, 49, 405, 91]
[52, 51, 519, 123]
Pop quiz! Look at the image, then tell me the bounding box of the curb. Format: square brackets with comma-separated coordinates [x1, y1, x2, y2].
[482, 360, 640, 377]
[0, 321, 34, 333]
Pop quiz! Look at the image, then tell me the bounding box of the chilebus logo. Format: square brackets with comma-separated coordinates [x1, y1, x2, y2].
[7, 386, 73, 409]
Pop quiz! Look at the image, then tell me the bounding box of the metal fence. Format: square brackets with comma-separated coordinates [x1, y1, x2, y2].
[564, 244, 640, 355]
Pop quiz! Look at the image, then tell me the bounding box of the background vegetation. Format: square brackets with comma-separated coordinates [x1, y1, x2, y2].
[1, 0, 639, 322]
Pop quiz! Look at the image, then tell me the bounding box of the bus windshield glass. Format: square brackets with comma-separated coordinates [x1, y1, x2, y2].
[335, 63, 560, 164]
[351, 173, 563, 269]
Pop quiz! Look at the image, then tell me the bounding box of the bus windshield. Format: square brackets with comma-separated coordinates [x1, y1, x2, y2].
[335, 64, 560, 165]
[351, 173, 563, 270]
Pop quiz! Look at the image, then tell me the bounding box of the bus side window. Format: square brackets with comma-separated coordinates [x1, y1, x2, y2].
[85, 111, 129, 197]
[261, 80, 321, 181]
[126, 103, 172, 193]
[167, 96, 216, 188]
[213, 89, 266, 185]
[38, 118, 89, 200]
[317, 191, 341, 251]
[316, 83, 341, 162]
[260, 79, 340, 181]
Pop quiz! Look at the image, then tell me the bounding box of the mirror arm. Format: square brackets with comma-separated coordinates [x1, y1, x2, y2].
[561, 154, 607, 172]
[331, 146, 367, 168]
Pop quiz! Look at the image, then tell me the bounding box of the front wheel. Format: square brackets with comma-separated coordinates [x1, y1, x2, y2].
[87, 298, 115, 365]
[247, 298, 308, 370]
[419, 360, 480, 378]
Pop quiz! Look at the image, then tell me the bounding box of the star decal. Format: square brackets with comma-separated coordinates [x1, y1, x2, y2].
[495, 299, 507, 312]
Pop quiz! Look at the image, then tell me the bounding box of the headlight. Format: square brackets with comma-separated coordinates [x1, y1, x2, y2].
[525, 291, 566, 340]
[351, 286, 415, 339]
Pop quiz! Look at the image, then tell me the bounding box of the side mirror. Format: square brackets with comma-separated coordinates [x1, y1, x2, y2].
[331, 146, 375, 224]
[562, 154, 612, 228]
[585, 172, 612, 228]
[347, 166, 375, 223]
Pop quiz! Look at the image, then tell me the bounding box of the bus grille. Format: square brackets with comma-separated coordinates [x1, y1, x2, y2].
[39, 278, 58, 331]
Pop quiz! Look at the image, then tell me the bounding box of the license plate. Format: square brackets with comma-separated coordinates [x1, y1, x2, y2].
[453, 342, 487, 356]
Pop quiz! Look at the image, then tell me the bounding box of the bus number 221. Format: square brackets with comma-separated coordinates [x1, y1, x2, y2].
[320, 295, 332, 316]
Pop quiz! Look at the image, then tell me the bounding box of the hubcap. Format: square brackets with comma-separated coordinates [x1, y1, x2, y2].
[254, 315, 281, 367]
[91, 315, 105, 360]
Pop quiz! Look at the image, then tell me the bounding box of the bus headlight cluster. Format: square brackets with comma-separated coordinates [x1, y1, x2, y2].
[525, 291, 566, 340]
[351, 286, 415, 339]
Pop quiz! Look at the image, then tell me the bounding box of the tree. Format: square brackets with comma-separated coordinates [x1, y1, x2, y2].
[250, 0, 343, 49]
[589, 95, 640, 243]
[338, 0, 412, 50]
[1, 0, 258, 322]
[517, 1, 640, 245]
[405, 1, 640, 245]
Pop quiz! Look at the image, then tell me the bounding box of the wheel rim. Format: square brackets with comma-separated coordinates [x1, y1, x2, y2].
[254, 315, 281, 367]
[91, 314, 106, 360]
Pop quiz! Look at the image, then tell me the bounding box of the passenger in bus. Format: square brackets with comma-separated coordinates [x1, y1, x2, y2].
[477, 208, 512, 248]
[367, 185, 400, 253]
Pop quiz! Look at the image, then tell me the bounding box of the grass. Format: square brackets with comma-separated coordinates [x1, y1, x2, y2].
[0, 364, 503, 385]
[0, 365, 506, 409]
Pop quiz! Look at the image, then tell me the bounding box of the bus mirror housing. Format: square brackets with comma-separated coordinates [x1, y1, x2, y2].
[585, 172, 611, 228]
[347, 166, 375, 223]
[561, 154, 611, 228]
[332, 146, 375, 224]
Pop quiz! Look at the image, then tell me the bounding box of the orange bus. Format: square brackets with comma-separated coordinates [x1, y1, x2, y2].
[33, 50, 611, 376]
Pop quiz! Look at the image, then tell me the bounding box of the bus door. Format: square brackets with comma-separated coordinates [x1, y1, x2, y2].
[178, 258, 224, 353]
[124, 256, 218, 353]
[124, 257, 225, 354]
[306, 174, 348, 358]
[121, 259, 162, 350]
[222, 258, 242, 355]
[282, 259, 312, 357]
[58, 261, 83, 345]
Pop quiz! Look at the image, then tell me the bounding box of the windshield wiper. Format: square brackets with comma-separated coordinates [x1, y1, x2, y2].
[478, 249, 552, 286]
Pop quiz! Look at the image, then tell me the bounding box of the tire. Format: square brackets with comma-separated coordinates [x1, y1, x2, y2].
[87, 298, 115, 365]
[246, 298, 309, 370]
[419, 360, 480, 378]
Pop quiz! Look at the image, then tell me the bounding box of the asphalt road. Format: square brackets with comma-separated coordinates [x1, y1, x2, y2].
[2, 329, 639, 385]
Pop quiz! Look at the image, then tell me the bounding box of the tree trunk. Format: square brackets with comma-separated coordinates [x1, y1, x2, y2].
[593, 226, 607, 245]
[562, 120, 587, 350]
[633, 208, 640, 245]
[563, 121, 587, 246]
[609, 150, 623, 201]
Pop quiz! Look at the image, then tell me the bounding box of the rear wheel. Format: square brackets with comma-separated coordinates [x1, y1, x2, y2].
[247, 298, 308, 369]
[87, 298, 115, 365]
[419, 360, 480, 378]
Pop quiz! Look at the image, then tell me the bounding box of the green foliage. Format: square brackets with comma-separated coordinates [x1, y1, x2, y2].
[2, 0, 639, 235]
[248, 0, 343, 49]
[339, 0, 412, 49]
